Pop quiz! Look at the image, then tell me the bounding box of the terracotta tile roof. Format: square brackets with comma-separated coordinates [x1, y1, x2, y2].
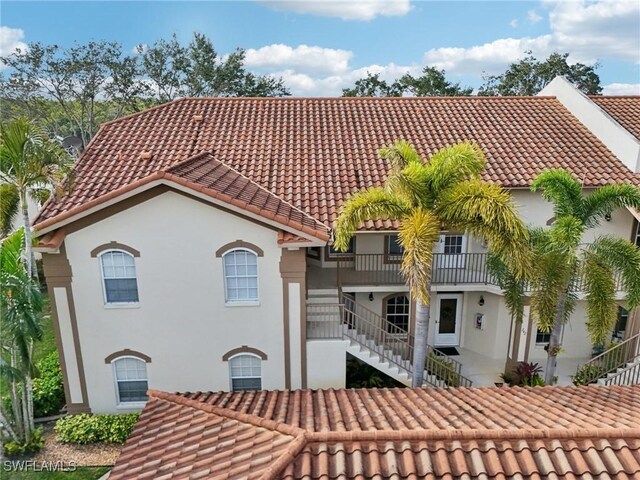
[590, 96, 640, 141]
[34, 97, 639, 232]
[110, 385, 640, 479]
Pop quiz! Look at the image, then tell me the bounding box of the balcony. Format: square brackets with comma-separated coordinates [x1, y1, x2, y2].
[336, 253, 497, 287]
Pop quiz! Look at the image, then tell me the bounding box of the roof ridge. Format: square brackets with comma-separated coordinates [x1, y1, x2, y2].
[172, 96, 559, 101]
[100, 97, 190, 127]
[148, 390, 308, 438]
[164, 151, 329, 235]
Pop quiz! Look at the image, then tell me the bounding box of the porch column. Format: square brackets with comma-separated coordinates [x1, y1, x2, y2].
[42, 243, 91, 414]
[505, 303, 531, 372]
[280, 248, 307, 390]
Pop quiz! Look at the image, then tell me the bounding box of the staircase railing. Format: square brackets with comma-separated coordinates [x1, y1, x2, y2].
[602, 361, 640, 385]
[574, 332, 640, 385]
[308, 294, 472, 387]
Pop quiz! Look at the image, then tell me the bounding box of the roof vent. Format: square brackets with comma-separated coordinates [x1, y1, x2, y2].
[139, 151, 153, 160]
[193, 114, 204, 123]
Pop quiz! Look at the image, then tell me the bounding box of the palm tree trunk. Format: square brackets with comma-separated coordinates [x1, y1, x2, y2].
[10, 350, 24, 441]
[411, 296, 431, 388]
[544, 291, 567, 384]
[0, 410, 19, 442]
[21, 378, 31, 443]
[20, 192, 34, 278]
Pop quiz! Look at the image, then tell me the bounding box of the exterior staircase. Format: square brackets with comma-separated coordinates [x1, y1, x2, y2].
[307, 290, 472, 388]
[575, 332, 640, 386]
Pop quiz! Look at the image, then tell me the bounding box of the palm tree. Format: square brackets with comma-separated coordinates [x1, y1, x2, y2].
[529, 169, 640, 383]
[334, 140, 530, 387]
[0, 228, 44, 444]
[0, 118, 72, 277]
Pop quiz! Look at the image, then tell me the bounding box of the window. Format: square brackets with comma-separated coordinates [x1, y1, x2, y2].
[386, 234, 404, 256]
[613, 306, 629, 340]
[113, 357, 148, 404]
[229, 355, 262, 391]
[385, 294, 410, 332]
[100, 251, 139, 304]
[443, 235, 464, 254]
[635, 221, 640, 248]
[223, 249, 259, 303]
[536, 327, 551, 345]
[327, 238, 354, 258]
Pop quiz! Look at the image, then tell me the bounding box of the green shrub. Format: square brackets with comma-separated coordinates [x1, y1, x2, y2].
[3, 428, 45, 457]
[33, 351, 66, 418]
[425, 352, 461, 387]
[572, 364, 606, 386]
[54, 413, 140, 444]
[501, 362, 545, 387]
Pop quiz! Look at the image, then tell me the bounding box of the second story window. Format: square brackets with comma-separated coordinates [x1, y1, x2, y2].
[635, 220, 640, 248]
[327, 238, 354, 259]
[100, 251, 139, 304]
[386, 234, 404, 257]
[443, 235, 464, 254]
[223, 249, 259, 303]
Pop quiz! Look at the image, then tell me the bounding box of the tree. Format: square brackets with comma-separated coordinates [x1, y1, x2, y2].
[0, 118, 72, 277]
[0, 228, 44, 446]
[342, 73, 403, 97]
[334, 140, 530, 387]
[479, 52, 602, 96]
[528, 169, 640, 383]
[342, 68, 471, 97]
[140, 33, 289, 101]
[398, 67, 472, 96]
[1, 41, 149, 147]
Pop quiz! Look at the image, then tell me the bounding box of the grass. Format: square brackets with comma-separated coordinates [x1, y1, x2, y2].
[1, 466, 110, 479]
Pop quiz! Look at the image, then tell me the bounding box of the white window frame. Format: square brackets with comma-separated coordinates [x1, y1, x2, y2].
[385, 294, 410, 333]
[111, 356, 148, 407]
[228, 353, 262, 392]
[222, 248, 260, 306]
[99, 249, 140, 307]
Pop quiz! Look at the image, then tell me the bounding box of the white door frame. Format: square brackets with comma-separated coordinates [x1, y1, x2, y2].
[433, 293, 463, 346]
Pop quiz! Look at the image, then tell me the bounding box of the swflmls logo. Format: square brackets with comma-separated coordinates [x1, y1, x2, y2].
[2, 460, 77, 471]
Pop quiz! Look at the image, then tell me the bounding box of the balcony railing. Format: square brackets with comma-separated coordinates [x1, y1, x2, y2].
[337, 253, 497, 287]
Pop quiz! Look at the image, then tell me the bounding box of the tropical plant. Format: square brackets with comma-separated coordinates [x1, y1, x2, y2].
[528, 169, 640, 384]
[32, 350, 65, 418]
[334, 140, 530, 387]
[55, 413, 140, 444]
[0, 117, 72, 277]
[0, 228, 44, 447]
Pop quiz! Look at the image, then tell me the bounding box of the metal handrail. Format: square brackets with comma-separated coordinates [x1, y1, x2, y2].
[575, 332, 640, 384]
[308, 294, 472, 387]
[603, 361, 640, 385]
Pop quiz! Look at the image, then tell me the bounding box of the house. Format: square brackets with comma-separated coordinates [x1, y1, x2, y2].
[32, 96, 640, 414]
[108, 384, 640, 479]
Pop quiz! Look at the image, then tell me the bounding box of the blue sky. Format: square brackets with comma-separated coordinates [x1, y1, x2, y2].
[1, 0, 639, 96]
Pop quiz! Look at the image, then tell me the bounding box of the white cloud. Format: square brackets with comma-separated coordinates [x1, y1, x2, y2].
[422, 0, 640, 76]
[602, 83, 640, 95]
[527, 10, 542, 23]
[245, 44, 353, 75]
[261, 0, 411, 21]
[510, 19, 519, 28]
[0, 26, 27, 57]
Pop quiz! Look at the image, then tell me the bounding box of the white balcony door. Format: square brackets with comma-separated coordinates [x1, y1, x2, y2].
[435, 234, 467, 269]
[433, 293, 463, 346]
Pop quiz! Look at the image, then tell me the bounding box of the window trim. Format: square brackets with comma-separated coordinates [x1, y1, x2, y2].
[227, 353, 263, 392]
[110, 355, 149, 407]
[324, 238, 355, 261]
[221, 248, 260, 305]
[383, 293, 411, 334]
[384, 234, 404, 264]
[98, 249, 140, 306]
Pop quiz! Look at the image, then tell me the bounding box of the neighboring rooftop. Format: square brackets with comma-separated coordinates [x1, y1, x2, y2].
[34, 97, 639, 232]
[109, 385, 640, 479]
[590, 96, 640, 142]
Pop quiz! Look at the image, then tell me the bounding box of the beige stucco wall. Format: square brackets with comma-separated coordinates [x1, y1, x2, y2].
[64, 191, 286, 413]
[306, 339, 349, 389]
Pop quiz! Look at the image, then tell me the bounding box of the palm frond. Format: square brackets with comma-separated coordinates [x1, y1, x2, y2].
[378, 139, 424, 171]
[582, 251, 618, 345]
[530, 168, 583, 218]
[423, 141, 486, 198]
[586, 235, 640, 309]
[580, 184, 640, 228]
[0, 183, 19, 237]
[333, 187, 411, 251]
[436, 179, 530, 278]
[397, 208, 440, 304]
[547, 216, 583, 254]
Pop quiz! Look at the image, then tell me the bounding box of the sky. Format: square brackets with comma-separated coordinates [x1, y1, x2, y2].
[1, 0, 639, 96]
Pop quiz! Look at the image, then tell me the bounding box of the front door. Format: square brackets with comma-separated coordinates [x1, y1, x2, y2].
[433, 294, 463, 346]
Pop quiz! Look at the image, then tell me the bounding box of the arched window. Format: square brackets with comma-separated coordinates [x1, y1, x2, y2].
[222, 249, 259, 303]
[112, 357, 148, 404]
[100, 250, 139, 304]
[385, 294, 410, 332]
[229, 354, 262, 391]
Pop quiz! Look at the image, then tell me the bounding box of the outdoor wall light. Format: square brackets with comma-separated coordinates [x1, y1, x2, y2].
[369, 292, 374, 301]
[605, 213, 612, 221]
[478, 295, 485, 306]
